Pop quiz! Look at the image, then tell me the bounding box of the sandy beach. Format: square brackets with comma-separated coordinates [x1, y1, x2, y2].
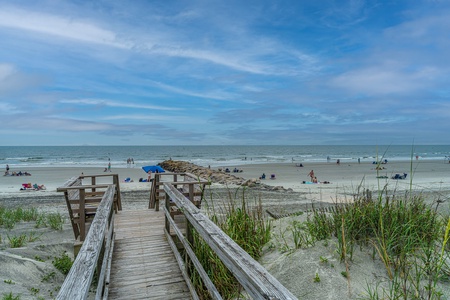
[2, 159, 449, 199]
[232, 160, 450, 204]
[1, 160, 449, 299]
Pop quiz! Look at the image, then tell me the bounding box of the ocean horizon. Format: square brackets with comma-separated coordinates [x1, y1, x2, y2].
[1, 145, 449, 169]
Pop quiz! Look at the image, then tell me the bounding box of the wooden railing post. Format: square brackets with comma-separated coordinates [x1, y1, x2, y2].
[112, 174, 122, 212]
[91, 177, 96, 194]
[149, 178, 155, 209]
[155, 174, 160, 211]
[79, 188, 86, 241]
[165, 192, 170, 234]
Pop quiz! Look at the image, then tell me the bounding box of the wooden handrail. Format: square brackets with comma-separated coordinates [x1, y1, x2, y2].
[163, 183, 298, 300]
[56, 185, 116, 300]
[57, 184, 110, 191]
[149, 172, 209, 210]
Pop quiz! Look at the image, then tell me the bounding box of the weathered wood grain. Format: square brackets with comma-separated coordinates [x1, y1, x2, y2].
[56, 185, 115, 300]
[164, 183, 298, 300]
[107, 210, 191, 300]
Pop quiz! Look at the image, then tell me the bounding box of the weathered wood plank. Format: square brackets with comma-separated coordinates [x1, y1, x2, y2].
[108, 210, 191, 300]
[164, 183, 297, 300]
[56, 185, 115, 300]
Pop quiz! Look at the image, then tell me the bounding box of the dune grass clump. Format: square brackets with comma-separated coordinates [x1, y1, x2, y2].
[46, 213, 65, 230]
[0, 205, 65, 232]
[0, 206, 39, 229]
[2, 292, 21, 300]
[190, 187, 271, 299]
[292, 190, 450, 299]
[52, 252, 73, 275]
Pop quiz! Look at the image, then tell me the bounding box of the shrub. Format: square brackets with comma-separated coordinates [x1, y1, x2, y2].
[52, 252, 73, 275]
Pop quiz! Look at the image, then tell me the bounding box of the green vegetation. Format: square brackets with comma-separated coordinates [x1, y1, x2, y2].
[6, 231, 43, 248]
[0, 207, 38, 229]
[191, 187, 271, 299]
[1, 292, 20, 300]
[34, 255, 45, 262]
[0, 206, 65, 231]
[41, 271, 56, 283]
[46, 213, 65, 230]
[35, 212, 65, 230]
[276, 188, 450, 299]
[52, 252, 73, 275]
[7, 234, 27, 248]
[29, 287, 39, 296]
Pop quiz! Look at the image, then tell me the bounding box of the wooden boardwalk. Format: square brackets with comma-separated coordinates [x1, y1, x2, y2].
[108, 210, 191, 300]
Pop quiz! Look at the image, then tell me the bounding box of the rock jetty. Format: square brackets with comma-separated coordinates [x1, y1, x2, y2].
[158, 160, 293, 192]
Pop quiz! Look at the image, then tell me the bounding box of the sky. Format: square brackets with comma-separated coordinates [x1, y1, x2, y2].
[0, 0, 449, 146]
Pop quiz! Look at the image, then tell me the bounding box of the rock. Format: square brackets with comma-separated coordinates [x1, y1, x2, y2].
[158, 160, 292, 193]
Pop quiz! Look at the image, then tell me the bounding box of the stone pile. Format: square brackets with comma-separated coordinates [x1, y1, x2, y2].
[158, 160, 293, 192]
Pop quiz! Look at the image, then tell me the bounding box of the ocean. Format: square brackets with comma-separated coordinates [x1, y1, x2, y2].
[0, 145, 449, 169]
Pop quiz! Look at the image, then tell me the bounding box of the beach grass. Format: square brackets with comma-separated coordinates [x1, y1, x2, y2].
[190, 187, 271, 299]
[52, 252, 73, 275]
[1, 292, 21, 300]
[0, 205, 65, 232]
[281, 186, 450, 299]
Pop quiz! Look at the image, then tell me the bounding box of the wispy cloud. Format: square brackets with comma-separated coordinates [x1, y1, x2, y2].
[0, 1, 449, 145]
[60, 99, 182, 111]
[0, 6, 130, 48]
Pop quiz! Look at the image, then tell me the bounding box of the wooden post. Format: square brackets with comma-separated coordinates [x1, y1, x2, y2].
[165, 193, 170, 234]
[155, 174, 160, 211]
[149, 177, 155, 209]
[112, 174, 122, 212]
[185, 219, 193, 279]
[189, 184, 194, 203]
[173, 174, 178, 189]
[91, 177, 96, 193]
[79, 189, 86, 241]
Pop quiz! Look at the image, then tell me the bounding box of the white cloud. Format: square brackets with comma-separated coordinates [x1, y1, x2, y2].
[149, 81, 236, 101]
[0, 7, 130, 48]
[60, 99, 182, 111]
[330, 65, 440, 95]
[102, 114, 205, 124]
[0, 63, 16, 81]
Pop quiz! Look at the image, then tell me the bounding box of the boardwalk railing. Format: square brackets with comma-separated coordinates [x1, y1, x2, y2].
[57, 185, 116, 300]
[57, 174, 122, 242]
[163, 183, 298, 300]
[149, 172, 209, 210]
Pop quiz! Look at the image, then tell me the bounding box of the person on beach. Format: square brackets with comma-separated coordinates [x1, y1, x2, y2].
[108, 162, 111, 172]
[147, 171, 153, 182]
[308, 170, 315, 181]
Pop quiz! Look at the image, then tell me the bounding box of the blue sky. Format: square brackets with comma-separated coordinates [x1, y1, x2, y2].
[0, 0, 449, 146]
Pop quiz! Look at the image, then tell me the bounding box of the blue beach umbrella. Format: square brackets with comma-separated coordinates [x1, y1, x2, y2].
[142, 165, 165, 173]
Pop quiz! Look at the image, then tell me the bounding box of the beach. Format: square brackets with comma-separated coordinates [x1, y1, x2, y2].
[234, 159, 450, 205]
[2, 159, 449, 201]
[1, 160, 449, 299]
